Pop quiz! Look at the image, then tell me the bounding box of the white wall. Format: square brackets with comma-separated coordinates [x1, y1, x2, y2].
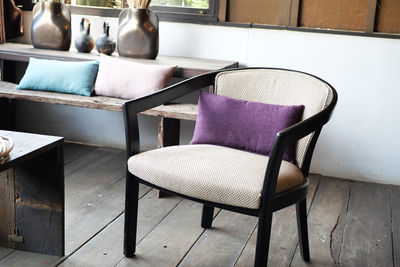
[14, 13, 400, 185]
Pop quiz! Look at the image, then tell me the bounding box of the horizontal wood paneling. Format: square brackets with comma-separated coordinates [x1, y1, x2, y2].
[299, 0, 368, 31]
[375, 0, 400, 33]
[228, 0, 279, 25]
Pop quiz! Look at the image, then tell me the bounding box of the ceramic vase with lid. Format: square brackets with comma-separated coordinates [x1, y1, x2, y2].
[31, 0, 71, 51]
[117, 8, 159, 59]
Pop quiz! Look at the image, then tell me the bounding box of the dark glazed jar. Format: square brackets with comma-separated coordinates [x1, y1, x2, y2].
[31, 1, 71, 51]
[96, 22, 116, 55]
[74, 18, 95, 53]
[117, 8, 159, 59]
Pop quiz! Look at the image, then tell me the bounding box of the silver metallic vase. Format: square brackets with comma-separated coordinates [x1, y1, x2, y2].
[117, 8, 159, 59]
[31, 1, 71, 51]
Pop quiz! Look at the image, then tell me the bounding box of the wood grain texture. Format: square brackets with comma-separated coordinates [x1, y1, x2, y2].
[0, 131, 64, 256]
[64, 142, 98, 166]
[0, 83, 125, 112]
[289, 0, 300, 27]
[393, 185, 400, 267]
[14, 146, 64, 256]
[339, 182, 393, 266]
[116, 200, 208, 267]
[278, 0, 292, 26]
[0, 250, 59, 266]
[0, 247, 14, 260]
[0, 83, 198, 120]
[300, 0, 368, 31]
[0, 43, 238, 79]
[0, 130, 63, 172]
[179, 210, 257, 267]
[234, 174, 321, 267]
[228, 0, 279, 24]
[59, 191, 181, 267]
[375, 0, 400, 33]
[290, 177, 350, 266]
[366, 0, 377, 33]
[142, 104, 198, 121]
[0, 169, 15, 249]
[63, 146, 151, 254]
[3, 143, 399, 266]
[15, 206, 63, 256]
[218, 0, 227, 22]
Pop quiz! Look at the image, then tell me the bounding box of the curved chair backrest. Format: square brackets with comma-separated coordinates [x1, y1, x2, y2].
[214, 68, 334, 168]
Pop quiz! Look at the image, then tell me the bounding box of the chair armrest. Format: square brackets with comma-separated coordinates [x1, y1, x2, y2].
[260, 90, 338, 210]
[123, 70, 220, 158]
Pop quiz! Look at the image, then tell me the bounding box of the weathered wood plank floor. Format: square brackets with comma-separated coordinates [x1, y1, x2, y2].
[0, 143, 399, 266]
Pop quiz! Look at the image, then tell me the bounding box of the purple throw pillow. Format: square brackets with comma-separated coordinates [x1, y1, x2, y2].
[190, 91, 304, 163]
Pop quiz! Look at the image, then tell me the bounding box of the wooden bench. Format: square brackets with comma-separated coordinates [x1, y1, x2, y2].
[0, 42, 238, 148]
[0, 82, 197, 148]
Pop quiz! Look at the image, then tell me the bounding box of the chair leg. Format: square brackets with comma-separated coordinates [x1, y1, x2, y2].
[254, 211, 273, 267]
[201, 205, 214, 229]
[124, 173, 140, 257]
[296, 198, 310, 262]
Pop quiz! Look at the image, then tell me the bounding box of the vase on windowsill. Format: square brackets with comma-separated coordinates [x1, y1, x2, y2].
[31, 0, 71, 51]
[117, 0, 159, 59]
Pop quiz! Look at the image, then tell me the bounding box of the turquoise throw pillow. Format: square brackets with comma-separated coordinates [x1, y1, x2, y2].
[17, 58, 99, 96]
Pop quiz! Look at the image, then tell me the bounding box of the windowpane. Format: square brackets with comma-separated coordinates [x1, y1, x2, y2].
[68, 0, 209, 9]
[151, 0, 209, 8]
[69, 0, 123, 8]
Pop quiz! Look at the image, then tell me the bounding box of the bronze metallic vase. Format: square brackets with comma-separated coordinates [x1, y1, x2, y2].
[117, 8, 159, 59]
[31, 1, 71, 51]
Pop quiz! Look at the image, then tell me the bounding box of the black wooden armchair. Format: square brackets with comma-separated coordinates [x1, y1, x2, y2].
[122, 68, 337, 266]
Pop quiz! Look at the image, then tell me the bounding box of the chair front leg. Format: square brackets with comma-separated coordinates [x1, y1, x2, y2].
[296, 198, 310, 262]
[124, 172, 140, 257]
[254, 210, 273, 267]
[201, 205, 214, 229]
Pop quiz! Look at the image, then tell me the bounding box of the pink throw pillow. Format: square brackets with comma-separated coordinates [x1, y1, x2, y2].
[94, 54, 176, 99]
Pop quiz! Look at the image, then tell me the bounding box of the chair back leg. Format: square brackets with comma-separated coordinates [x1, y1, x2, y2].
[201, 205, 214, 229]
[254, 211, 273, 266]
[296, 198, 310, 262]
[124, 173, 140, 257]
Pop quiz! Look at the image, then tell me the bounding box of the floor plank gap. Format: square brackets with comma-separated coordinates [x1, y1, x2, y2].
[232, 222, 258, 267]
[58, 211, 126, 266]
[175, 208, 223, 266]
[3, 144, 399, 267]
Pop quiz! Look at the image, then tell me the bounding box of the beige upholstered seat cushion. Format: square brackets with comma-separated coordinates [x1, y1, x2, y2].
[128, 145, 304, 209]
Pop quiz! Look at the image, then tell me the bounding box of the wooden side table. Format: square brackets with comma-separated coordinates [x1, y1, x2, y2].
[0, 130, 64, 256]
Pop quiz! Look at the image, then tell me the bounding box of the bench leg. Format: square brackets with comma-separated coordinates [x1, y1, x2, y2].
[1, 60, 17, 83]
[0, 98, 15, 130]
[156, 117, 180, 198]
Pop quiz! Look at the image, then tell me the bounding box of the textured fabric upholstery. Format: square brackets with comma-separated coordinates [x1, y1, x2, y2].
[128, 145, 304, 209]
[214, 69, 331, 167]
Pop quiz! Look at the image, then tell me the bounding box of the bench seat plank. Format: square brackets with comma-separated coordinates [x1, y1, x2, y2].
[0, 81, 197, 121]
[0, 43, 238, 79]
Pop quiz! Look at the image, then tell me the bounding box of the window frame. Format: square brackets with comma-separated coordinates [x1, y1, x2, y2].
[16, 0, 219, 23]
